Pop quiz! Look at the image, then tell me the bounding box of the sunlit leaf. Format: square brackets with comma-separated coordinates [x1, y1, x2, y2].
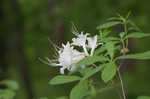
[49, 75, 81, 85]
[101, 62, 116, 83]
[70, 80, 88, 99]
[116, 51, 150, 60]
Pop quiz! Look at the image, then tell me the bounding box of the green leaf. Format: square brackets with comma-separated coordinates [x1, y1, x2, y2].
[116, 51, 150, 60]
[39, 97, 48, 99]
[0, 89, 16, 99]
[1, 80, 19, 90]
[94, 46, 106, 55]
[56, 96, 67, 99]
[70, 80, 88, 99]
[126, 32, 150, 38]
[137, 96, 150, 99]
[81, 65, 105, 81]
[107, 17, 122, 21]
[49, 75, 81, 85]
[128, 20, 142, 31]
[76, 56, 107, 67]
[79, 67, 93, 76]
[105, 42, 115, 59]
[101, 62, 117, 83]
[100, 37, 120, 43]
[97, 21, 121, 30]
[90, 86, 96, 97]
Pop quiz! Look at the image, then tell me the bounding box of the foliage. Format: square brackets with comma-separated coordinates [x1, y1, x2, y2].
[46, 13, 150, 99]
[0, 80, 19, 99]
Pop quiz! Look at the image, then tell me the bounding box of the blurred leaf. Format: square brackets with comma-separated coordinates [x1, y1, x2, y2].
[126, 11, 132, 19]
[94, 46, 106, 55]
[56, 96, 67, 99]
[79, 67, 93, 76]
[100, 37, 120, 43]
[1, 80, 19, 90]
[116, 51, 150, 60]
[97, 21, 121, 30]
[76, 56, 107, 67]
[137, 96, 150, 99]
[0, 89, 16, 99]
[107, 17, 122, 21]
[97, 85, 118, 94]
[39, 97, 48, 99]
[49, 75, 81, 85]
[126, 32, 150, 38]
[128, 20, 142, 31]
[90, 85, 96, 97]
[119, 32, 126, 39]
[81, 64, 105, 81]
[70, 80, 88, 99]
[101, 62, 116, 83]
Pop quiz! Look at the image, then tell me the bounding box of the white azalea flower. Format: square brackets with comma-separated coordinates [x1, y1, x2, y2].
[50, 42, 85, 74]
[72, 32, 89, 56]
[87, 35, 102, 56]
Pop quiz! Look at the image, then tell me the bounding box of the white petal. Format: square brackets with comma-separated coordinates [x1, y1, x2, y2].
[60, 67, 66, 74]
[70, 65, 76, 72]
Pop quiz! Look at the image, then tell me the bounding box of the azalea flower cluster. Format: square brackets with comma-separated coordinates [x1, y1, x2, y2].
[48, 32, 102, 74]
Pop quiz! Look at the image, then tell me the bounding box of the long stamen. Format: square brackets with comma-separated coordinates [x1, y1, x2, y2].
[83, 45, 89, 56]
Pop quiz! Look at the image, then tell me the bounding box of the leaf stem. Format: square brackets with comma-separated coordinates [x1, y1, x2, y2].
[124, 21, 128, 48]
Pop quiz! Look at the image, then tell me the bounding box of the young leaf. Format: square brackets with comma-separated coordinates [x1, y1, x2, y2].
[76, 56, 107, 67]
[81, 64, 105, 81]
[49, 75, 81, 85]
[97, 21, 121, 30]
[116, 50, 150, 60]
[137, 96, 150, 99]
[126, 32, 150, 38]
[70, 80, 88, 99]
[101, 62, 117, 83]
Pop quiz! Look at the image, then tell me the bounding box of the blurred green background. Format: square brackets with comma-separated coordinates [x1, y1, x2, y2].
[0, 0, 150, 99]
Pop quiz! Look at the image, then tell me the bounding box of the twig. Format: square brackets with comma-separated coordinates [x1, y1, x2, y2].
[117, 67, 126, 99]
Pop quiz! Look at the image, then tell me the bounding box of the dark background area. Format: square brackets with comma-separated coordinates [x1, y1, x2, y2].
[0, 0, 150, 99]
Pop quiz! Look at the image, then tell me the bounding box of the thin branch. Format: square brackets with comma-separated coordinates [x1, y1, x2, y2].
[117, 67, 126, 99]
